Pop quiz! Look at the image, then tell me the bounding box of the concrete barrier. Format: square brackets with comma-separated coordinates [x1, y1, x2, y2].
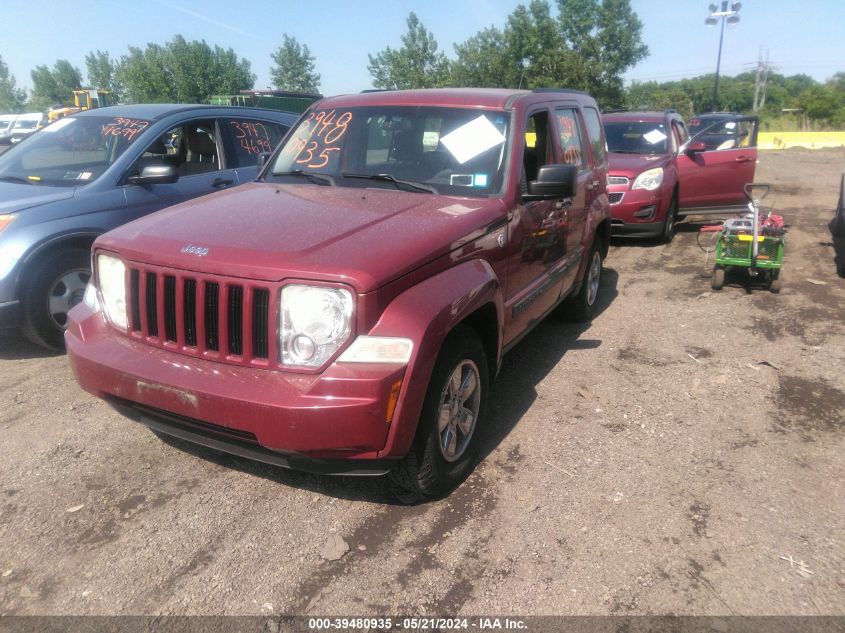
[758, 131, 845, 150]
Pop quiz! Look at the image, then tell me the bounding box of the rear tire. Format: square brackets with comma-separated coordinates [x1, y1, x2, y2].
[21, 248, 91, 351]
[389, 326, 488, 499]
[711, 265, 725, 290]
[562, 238, 604, 322]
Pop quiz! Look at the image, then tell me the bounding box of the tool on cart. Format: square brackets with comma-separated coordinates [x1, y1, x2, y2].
[700, 183, 786, 293]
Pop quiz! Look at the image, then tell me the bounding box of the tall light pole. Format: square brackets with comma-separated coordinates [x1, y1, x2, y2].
[705, 1, 741, 111]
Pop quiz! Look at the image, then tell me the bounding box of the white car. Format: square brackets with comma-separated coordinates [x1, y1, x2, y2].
[9, 113, 45, 143]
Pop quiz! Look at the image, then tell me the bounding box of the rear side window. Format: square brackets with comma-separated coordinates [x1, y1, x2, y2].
[582, 107, 607, 168]
[554, 108, 586, 170]
[224, 118, 288, 167]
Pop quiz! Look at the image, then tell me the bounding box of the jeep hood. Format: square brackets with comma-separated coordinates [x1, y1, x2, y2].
[0, 182, 75, 213]
[607, 153, 671, 178]
[97, 182, 506, 293]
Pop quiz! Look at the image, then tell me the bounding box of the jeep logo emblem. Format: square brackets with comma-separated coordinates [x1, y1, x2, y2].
[181, 244, 209, 257]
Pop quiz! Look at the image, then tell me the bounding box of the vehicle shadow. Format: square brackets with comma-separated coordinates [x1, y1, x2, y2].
[475, 267, 619, 468]
[0, 329, 61, 360]
[152, 268, 620, 505]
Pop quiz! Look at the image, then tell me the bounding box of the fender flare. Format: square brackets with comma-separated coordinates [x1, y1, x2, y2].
[367, 259, 503, 458]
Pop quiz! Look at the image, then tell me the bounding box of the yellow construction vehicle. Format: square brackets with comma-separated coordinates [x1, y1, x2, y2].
[47, 89, 112, 123]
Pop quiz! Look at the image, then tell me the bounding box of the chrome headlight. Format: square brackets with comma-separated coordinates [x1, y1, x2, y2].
[280, 285, 353, 367]
[82, 282, 100, 312]
[632, 167, 664, 191]
[97, 254, 127, 329]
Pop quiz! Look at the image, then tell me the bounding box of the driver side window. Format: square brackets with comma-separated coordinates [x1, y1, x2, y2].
[523, 111, 553, 184]
[131, 119, 220, 179]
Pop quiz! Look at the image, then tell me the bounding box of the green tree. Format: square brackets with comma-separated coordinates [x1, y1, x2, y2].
[85, 50, 122, 101]
[503, 0, 573, 88]
[116, 36, 254, 104]
[557, 0, 648, 105]
[270, 35, 320, 92]
[368, 12, 451, 89]
[451, 27, 510, 87]
[116, 44, 172, 103]
[447, 0, 647, 107]
[0, 54, 26, 113]
[29, 59, 82, 111]
[799, 85, 840, 121]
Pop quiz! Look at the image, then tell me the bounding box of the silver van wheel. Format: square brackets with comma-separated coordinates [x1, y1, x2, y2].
[47, 268, 90, 328]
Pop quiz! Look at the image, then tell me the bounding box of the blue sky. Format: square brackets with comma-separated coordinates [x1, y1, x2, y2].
[2, 0, 843, 97]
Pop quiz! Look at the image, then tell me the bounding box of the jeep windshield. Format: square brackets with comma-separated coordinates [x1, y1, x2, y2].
[268, 106, 511, 197]
[604, 121, 669, 155]
[0, 116, 150, 187]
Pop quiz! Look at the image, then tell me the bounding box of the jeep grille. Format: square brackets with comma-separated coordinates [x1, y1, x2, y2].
[126, 264, 274, 367]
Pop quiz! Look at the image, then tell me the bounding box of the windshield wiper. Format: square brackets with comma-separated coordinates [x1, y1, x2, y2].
[0, 175, 33, 185]
[342, 172, 437, 194]
[270, 169, 335, 186]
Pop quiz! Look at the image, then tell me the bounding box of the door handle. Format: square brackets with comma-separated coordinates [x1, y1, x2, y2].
[211, 177, 234, 188]
[734, 156, 753, 163]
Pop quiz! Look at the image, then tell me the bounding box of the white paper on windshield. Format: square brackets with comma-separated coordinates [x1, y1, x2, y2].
[440, 115, 506, 164]
[643, 129, 667, 145]
[725, 121, 737, 129]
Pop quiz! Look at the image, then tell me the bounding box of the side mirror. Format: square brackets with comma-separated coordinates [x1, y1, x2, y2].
[257, 151, 272, 171]
[685, 140, 708, 155]
[127, 164, 178, 185]
[523, 164, 577, 201]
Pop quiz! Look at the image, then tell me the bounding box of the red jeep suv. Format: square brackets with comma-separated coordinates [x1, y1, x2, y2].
[66, 88, 612, 496]
[603, 110, 758, 242]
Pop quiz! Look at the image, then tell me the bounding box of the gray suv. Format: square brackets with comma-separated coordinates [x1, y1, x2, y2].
[0, 104, 297, 349]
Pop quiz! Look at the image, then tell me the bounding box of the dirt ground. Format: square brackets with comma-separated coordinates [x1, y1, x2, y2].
[0, 148, 843, 617]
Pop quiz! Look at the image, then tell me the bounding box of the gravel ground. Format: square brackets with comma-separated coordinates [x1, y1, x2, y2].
[0, 148, 843, 617]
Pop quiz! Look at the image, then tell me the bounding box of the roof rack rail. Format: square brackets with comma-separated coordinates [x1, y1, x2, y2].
[602, 108, 630, 114]
[360, 89, 390, 93]
[533, 88, 590, 96]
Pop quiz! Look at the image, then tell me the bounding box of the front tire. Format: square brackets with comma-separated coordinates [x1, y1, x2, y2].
[770, 270, 782, 293]
[661, 194, 678, 244]
[390, 326, 489, 498]
[21, 249, 91, 350]
[711, 265, 725, 290]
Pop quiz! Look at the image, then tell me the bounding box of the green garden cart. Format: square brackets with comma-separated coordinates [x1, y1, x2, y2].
[710, 183, 786, 293]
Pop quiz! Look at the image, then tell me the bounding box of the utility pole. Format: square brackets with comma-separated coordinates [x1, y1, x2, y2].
[760, 49, 771, 109]
[754, 48, 772, 112]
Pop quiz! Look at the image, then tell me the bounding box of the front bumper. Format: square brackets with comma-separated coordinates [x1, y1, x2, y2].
[608, 186, 669, 237]
[66, 303, 409, 474]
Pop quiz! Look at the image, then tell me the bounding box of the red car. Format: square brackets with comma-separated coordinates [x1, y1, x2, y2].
[67, 88, 612, 496]
[603, 110, 758, 242]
